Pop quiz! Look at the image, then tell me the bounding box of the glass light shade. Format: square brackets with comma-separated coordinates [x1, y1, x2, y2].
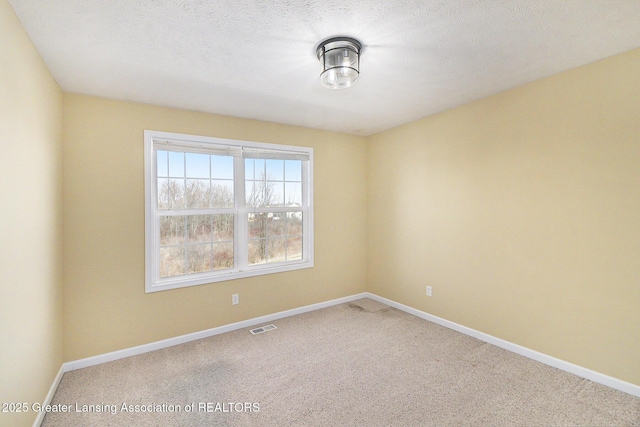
[316, 37, 362, 90]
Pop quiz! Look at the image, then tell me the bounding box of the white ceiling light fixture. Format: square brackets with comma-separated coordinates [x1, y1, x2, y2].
[316, 37, 362, 90]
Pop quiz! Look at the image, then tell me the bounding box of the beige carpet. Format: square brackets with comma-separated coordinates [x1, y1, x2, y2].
[43, 298, 640, 426]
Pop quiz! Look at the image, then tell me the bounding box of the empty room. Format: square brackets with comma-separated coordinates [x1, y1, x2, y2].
[2, 1, 640, 426]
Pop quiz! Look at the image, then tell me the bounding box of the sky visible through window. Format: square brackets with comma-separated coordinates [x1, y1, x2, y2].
[156, 151, 302, 210]
[157, 152, 235, 180]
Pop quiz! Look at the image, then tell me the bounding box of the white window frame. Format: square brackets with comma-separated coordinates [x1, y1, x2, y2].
[144, 130, 314, 293]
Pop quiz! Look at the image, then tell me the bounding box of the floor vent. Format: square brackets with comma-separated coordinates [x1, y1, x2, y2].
[250, 324, 277, 335]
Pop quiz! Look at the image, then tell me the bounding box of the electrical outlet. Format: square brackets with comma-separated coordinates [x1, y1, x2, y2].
[232, 294, 239, 305]
[426, 286, 432, 297]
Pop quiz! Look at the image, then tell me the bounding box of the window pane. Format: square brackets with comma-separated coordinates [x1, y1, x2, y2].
[213, 242, 233, 270]
[248, 214, 266, 238]
[267, 213, 286, 237]
[157, 178, 169, 209]
[186, 153, 210, 178]
[266, 159, 284, 180]
[245, 159, 254, 180]
[285, 182, 301, 206]
[245, 158, 267, 180]
[213, 214, 234, 242]
[248, 239, 266, 265]
[285, 160, 301, 181]
[160, 246, 185, 277]
[247, 180, 284, 207]
[245, 181, 257, 207]
[287, 236, 303, 261]
[212, 155, 233, 179]
[266, 182, 284, 207]
[287, 212, 303, 235]
[168, 152, 184, 177]
[247, 180, 273, 208]
[167, 179, 185, 209]
[268, 238, 286, 263]
[254, 159, 265, 179]
[185, 179, 210, 209]
[157, 151, 169, 177]
[160, 216, 185, 246]
[187, 243, 212, 274]
[211, 180, 234, 208]
[187, 215, 211, 243]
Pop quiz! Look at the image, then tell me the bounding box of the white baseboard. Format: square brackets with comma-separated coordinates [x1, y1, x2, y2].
[32, 365, 65, 427]
[38, 290, 639, 426]
[365, 292, 640, 398]
[65, 293, 368, 371]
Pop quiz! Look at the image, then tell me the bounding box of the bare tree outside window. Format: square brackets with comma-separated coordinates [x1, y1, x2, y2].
[246, 166, 303, 265]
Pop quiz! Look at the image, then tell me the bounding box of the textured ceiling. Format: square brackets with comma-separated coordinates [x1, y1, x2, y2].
[8, 0, 640, 135]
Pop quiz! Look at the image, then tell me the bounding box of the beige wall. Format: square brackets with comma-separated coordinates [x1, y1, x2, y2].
[0, 1, 64, 426]
[62, 94, 368, 361]
[368, 48, 640, 385]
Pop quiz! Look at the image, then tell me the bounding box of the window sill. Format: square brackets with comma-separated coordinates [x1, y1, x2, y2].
[145, 260, 314, 293]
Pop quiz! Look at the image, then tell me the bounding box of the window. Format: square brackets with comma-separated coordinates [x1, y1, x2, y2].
[145, 130, 313, 292]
